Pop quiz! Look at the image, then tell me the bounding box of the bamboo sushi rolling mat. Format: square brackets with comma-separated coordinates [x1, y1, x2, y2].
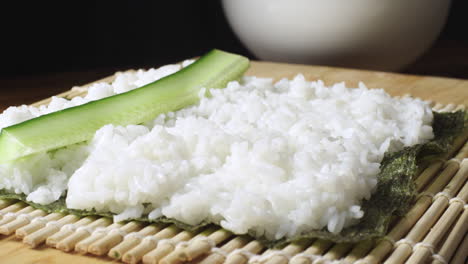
[0, 61, 467, 264]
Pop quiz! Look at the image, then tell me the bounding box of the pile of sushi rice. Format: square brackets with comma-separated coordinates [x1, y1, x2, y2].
[0, 60, 434, 240]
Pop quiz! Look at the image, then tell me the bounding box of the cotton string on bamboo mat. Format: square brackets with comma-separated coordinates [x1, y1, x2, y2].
[0, 75, 467, 264]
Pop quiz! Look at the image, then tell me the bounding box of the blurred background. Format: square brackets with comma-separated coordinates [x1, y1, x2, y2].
[0, 1, 467, 107]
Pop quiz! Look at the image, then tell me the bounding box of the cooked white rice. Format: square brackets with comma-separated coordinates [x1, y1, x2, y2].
[0, 62, 434, 239]
[0, 61, 192, 203]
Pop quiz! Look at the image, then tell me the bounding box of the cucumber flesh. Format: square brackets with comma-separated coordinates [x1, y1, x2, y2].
[0, 49, 249, 163]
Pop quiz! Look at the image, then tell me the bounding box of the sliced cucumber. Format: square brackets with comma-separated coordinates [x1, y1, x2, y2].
[0, 49, 249, 162]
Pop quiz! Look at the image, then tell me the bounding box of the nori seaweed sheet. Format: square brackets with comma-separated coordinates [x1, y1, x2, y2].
[0, 110, 466, 247]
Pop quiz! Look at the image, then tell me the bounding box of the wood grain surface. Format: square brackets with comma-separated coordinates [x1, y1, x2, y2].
[246, 61, 468, 105]
[0, 61, 466, 263]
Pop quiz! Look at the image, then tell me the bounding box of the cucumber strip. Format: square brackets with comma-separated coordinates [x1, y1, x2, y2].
[0, 49, 250, 163]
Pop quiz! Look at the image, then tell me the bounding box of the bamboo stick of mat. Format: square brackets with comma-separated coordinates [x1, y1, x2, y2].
[454, 141, 468, 162]
[343, 240, 375, 263]
[15, 212, 63, 239]
[142, 230, 199, 264]
[432, 103, 444, 111]
[450, 233, 468, 264]
[383, 160, 467, 264]
[356, 159, 460, 264]
[199, 236, 251, 264]
[450, 133, 468, 160]
[406, 180, 468, 263]
[0, 202, 26, 219]
[414, 161, 444, 192]
[23, 214, 79, 248]
[56, 217, 111, 252]
[122, 224, 183, 264]
[177, 228, 233, 262]
[439, 104, 457, 112]
[263, 240, 312, 264]
[74, 222, 121, 254]
[287, 239, 332, 264]
[108, 223, 166, 260]
[157, 227, 220, 264]
[224, 239, 265, 264]
[0, 209, 46, 235]
[0, 205, 34, 226]
[46, 216, 96, 247]
[322, 242, 354, 261]
[65, 87, 90, 99]
[432, 207, 468, 264]
[0, 199, 13, 210]
[88, 221, 143, 256]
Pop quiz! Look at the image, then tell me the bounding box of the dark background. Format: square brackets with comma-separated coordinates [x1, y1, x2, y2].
[1, 1, 253, 77]
[0, 1, 467, 99]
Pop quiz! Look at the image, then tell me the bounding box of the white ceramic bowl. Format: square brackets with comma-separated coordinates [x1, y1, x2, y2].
[222, 0, 451, 71]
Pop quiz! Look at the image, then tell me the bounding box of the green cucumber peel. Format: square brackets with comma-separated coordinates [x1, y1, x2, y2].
[0, 49, 250, 163]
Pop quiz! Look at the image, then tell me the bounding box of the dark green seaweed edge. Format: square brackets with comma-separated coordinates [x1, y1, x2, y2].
[0, 110, 466, 248]
[249, 110, 467, 247]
